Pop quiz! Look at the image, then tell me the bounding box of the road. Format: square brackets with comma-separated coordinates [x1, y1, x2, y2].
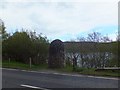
[2, 68, 119, 89]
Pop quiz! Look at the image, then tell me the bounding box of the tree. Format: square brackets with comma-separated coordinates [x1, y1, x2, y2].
[86, 32, 101, 68]
[65, 41, 80, 71]
[109, 41, 119, 67]
[3, 31, 34, 63]
[76, 32, 112, 68]
[77, 37, 86, 42]
[3, 30, 49, 64]
[87, 32, 113, 68]
[1, 20, 10, 60]
[0, 20, 9, 41]
[28, 31, 49, 64]
[0, 19, 3, 60]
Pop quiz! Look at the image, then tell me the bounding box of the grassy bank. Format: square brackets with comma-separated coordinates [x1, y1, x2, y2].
[57, 67, 120, 77]
[2, 60, 120, 77]
[76, 68, 120, 77]
[2, 60, 48, 70]
[0, 60, 2, 67]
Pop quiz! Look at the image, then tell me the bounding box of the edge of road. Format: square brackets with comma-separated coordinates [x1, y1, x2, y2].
[1, 68, 120, 80]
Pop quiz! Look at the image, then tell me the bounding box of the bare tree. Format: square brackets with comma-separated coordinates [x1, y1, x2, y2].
[64, 41, 80, 71]
[77, 32, 111, 68]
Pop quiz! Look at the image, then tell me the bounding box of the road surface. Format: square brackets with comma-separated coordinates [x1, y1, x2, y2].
[2, 68, 119, 89]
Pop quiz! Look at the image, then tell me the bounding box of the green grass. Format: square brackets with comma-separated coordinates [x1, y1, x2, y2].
[0, 60, 2, 67]
[2, 60, 120, 77]
[47, 66, 120, 77]
[2, 60, 48, 70]
[76, 67, 120, 77]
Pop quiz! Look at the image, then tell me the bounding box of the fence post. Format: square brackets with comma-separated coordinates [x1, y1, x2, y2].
[9, 58, 10, 67]
[9, 58, 10, 63]
[29, 57, 32, 68]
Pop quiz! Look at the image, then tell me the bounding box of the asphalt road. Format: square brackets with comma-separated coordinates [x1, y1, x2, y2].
[2, 68, 119, 89]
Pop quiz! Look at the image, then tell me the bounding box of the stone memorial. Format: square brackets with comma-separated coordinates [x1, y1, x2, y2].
[48, 39, 64, 68]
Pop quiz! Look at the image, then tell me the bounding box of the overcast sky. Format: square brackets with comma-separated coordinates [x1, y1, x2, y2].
[0, 0, 118, 41]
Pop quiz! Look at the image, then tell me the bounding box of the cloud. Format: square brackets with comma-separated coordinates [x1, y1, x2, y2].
[1, 0, 119, 3]
[0, 1, 118, 41]
[108, 33, 117, 41]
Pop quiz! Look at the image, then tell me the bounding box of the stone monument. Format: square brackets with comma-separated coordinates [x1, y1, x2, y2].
[48, 39, 64, 68]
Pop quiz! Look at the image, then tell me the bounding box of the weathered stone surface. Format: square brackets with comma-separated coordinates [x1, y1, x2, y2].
[48, 39, 64, 68]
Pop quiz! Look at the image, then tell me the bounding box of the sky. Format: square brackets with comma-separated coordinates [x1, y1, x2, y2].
[0, 0, 119, 41]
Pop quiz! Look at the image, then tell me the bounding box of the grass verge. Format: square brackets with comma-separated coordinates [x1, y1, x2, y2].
[76, 67, 120, 77]
[2, 60, 48, 70]
[2, 60, 120, 77]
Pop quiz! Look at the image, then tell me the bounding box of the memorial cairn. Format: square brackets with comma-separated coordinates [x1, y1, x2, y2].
[48, 39, 65, 68]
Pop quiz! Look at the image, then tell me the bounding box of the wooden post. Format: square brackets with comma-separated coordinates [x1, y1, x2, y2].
[8, 58, 10, 67]
[29, 57, 32, 68]
[9, 58, 10, 63]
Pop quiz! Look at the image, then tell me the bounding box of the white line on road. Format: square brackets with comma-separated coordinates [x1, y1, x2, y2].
[21, 84, 50, 90]
[86, 75, 119, 80]
[1, 68, 18, 71]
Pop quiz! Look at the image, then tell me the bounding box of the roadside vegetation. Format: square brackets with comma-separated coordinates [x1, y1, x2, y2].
[1, 20, 120, 77]
[2, 60, 120, 77]
[2, 60, 48, 70]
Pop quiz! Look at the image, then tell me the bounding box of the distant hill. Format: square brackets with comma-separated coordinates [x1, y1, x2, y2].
[63, 41, 117, 53]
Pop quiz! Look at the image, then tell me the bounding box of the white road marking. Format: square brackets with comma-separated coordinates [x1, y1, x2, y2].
[86, 75, 117, 80]
[21, 84, 50, 90]
[1, 68, 18, 71]
[2, 68, 119, 80]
